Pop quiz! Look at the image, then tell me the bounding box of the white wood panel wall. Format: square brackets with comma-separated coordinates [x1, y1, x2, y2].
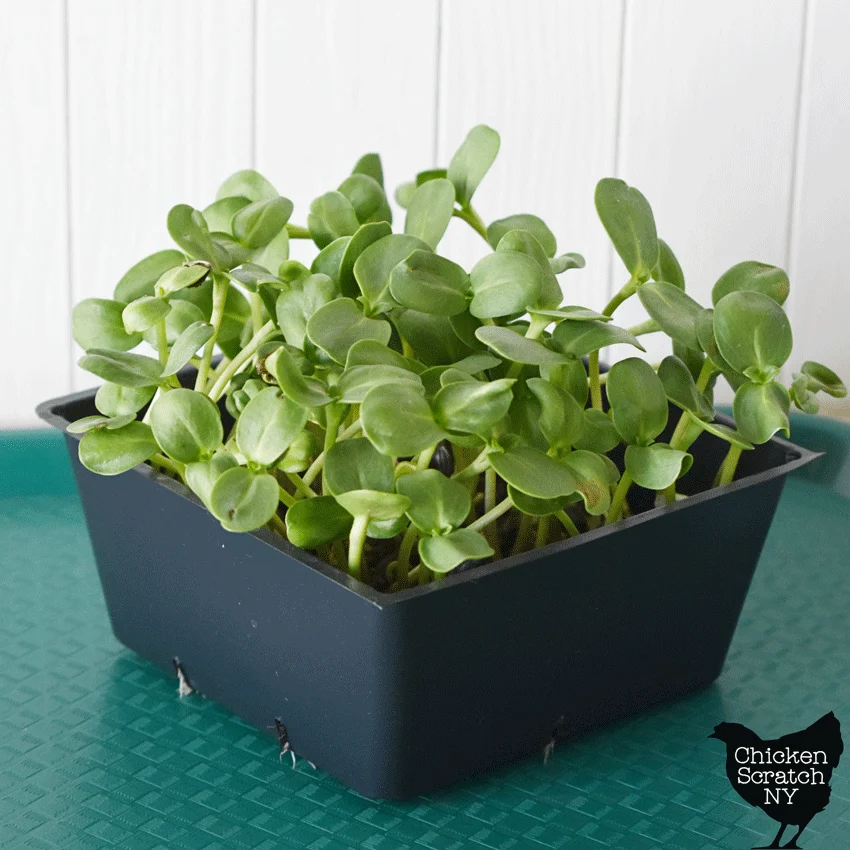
[2, 0, 848, 428]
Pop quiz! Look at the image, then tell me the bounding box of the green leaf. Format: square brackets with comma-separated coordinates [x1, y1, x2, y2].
[494, 229, 562, 309]
[528, 306, 612, 322]
[278, 429, 320, 473]
[625, 443, 692, 489]
[419, 528, 493, 574]
[353, 233, 430, 312]
[73, 298, 143, 351]
[254, 227, 290, 274]
[338, 222, 392, 298]
[433, 379, 514, 435]
[712, 261, 789, 306]
[67, 413, 135, 434]
[308, 191, 360, 248]
[450, 352, 501, 374]
[657, 355, 713, 419]
[150, 388, 223, 463]
[790, 374, 819, 414]
[78, 349, 163, 388]
[306, 298, 392, 364]
[285, 496, 354, 548]
[474, 325, 566, 365]
[696, 420, 754, 450]
[78, 421, 159, 476]
[389, 249, 469, 316]
[336, 365, 423, 403]
[338, 173, 392, 225]
[695, 308, 746, 386]
[216, 170, 278, 202]
[469, 251, 543, 319]
[202, 196, 251, 234]
[606, 357, 669, 446]
[334, 490, 410, 521]
[232, 197, 293, 249]
[394, 309, 476, 366]
[394, 181, 416, 209]
[540, 358, 589, 406]
[652, 239, 685, 288]
[551, 319, 644, 358]
[488, 214, 556, 256]
[488, 447, 577, 499]
[209, 467, 280, 532]
[404, 178, 456, 249]
[114, 250, 185, 302]
[185, 451, 239, 507]
[236, 386, 308, 466]
[572, 408, 620, 453]
[594, 178, 658, 280]
[94, 383, 156, 417]
[122, 296, 171, 333]
[324, 437, 394, 495]
[800, 361, 847, 398]
[352, 153, 384, 187]
[345, 339, 421, 372]
[275, 273, 336, 350]
[714, 291, 793, 380]
[733, 381, 791, 444]
[162, 321, 214, 377]
[637, 281, 703, 350]
[561, 450, 613, 515]
[549, 253, 585, 274]
[361, 383, 446, 456]
[396, 469, 471, 534]
[311, 236, 351, 282]
[155, 263, 210, 295]
[267, 346, 333, 407]
[167, 204, 228, 269]
[507, 486, 567, 516]
[526, 377, 585, 452]
[447, 124, 500, 206]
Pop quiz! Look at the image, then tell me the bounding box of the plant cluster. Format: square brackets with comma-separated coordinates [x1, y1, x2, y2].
[68, 125, 845, 590]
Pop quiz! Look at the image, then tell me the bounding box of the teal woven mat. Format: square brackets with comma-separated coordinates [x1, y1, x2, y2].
[1, 421, 849, 850]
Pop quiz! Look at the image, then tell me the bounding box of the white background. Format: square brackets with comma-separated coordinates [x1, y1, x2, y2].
[2, 0, 848, 428]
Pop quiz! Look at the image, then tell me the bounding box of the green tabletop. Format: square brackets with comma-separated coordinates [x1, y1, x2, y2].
[1, 419, 848, 850]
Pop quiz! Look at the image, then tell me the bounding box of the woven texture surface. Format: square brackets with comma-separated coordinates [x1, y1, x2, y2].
[1, 428, 848, 849]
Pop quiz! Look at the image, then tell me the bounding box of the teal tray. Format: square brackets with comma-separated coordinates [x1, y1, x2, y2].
[1, 417, 849, 850]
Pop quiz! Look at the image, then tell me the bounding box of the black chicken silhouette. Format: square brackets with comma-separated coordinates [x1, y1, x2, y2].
[709, 712, 843, 849]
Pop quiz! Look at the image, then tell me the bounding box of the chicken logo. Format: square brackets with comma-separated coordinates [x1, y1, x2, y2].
[708, 712, 843, 849]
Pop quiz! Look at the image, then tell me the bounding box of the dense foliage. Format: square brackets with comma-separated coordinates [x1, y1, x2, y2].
[69, 125, 845, 590]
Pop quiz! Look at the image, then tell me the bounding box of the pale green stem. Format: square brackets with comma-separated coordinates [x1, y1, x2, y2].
[286, 223, 311, 239]
[467, 497, 512, 533]
[511, 513, 535, 555]
[348, 515, 370, 579]
[150, 453, 184, 477]
[484, 467, 496, 513]
[285, 472, 316, 499]
[155, 320, 169, 366]
[717, 444, 743, 486]
[250, 292, 265, 338]
[590, 277, 639, 410]
[301, 418, 362, 488]
[195, 275, 229, 392]
[398, 525, 418, 573]
[453, 448, 490, 481]
[606, 471, 633, 526]
[207, 320, 275, 401]
[453, 205, 489, 243]
[277, 485, 296, 509]
[268, 513, 287, 537]
[628, 318, 661, 337]
[554, 510, 581, 537]
[534, 516, 550, 549]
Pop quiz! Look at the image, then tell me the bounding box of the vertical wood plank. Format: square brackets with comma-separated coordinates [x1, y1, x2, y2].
[786, 0, 850, 417]
[67, 0, 254, 388]
[255, 0, 440, 263]
[612, 0, 806, 395]
[0, 1, 69, 427]
[436, 0, 625, 307]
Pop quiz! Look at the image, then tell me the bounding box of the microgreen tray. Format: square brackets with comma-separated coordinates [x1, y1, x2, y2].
[1, 416, 848, 849]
